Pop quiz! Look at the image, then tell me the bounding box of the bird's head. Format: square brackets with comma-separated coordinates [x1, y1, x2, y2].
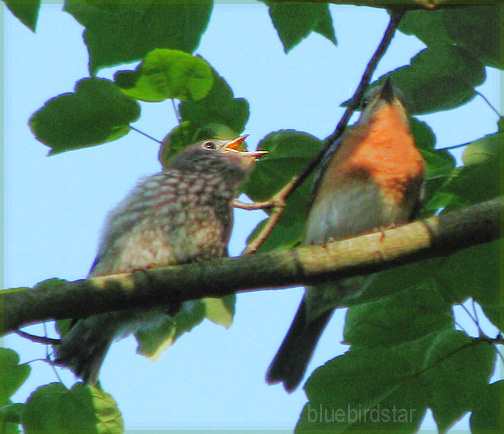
[196, 135, 268, 168]
[358, 77, 409, 129]
[169, 135, 267, 184]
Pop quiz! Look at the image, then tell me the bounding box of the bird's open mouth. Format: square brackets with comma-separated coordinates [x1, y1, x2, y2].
[224, 135, 268, 159]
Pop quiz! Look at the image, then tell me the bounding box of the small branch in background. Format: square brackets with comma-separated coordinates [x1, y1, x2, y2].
[15, 329, 61, 345]
[234, 199, 276, 210]
[240, 9, 407, 254]
[171, 99, 182, 124]
[129, 125, 163, 144]
[475, 90, 501, 117]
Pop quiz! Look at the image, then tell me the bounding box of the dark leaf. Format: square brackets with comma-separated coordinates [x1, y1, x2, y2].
[4, 0, 40, 31]
[30, 78, 140, 154]
[64, 0, 213, 74]
[267, 2, 336, 53]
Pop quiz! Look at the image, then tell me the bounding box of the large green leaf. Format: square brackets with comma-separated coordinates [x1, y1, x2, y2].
[4, 0, 40, 31]
[298, 340, 428, 432]
[423, 330, 495, 433]
[266, 2, 336, 53]
[160, 71, 250, 166]
[22, 383, 122, 434]
[374, 45, 485, 115]
[399, 9, 453, 47]
[64, 0, 213, 74]
[298, 330, 494, 433]
[179, 71, 250, 135]
[443, 5, 503, 69]
[115, 49, 214, 102]
[471, 381, 504, 433]
[345, 275, 453, 348]
[30, 78, 140, 154]
[22, 383, 96, 433]
[0, 349, 30, 407]
[399, 5, 503, 69]
[440, 130, 502, 209]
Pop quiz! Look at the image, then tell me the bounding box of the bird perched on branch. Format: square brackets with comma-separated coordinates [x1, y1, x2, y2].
[266, 78, 426, 392]
[55, 136, 266, 383]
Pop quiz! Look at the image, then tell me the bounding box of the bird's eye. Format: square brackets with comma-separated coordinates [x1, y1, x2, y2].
[203, 141, 216, 150]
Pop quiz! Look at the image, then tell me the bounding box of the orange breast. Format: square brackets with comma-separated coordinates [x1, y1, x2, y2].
[318, 105, 425, 208]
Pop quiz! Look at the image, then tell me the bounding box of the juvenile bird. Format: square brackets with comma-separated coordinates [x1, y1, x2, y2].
[55, 136, 266, 383]
[266, 78, 426, 392]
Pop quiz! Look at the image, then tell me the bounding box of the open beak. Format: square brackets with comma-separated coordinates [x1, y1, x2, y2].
[224, 135, 268, 159]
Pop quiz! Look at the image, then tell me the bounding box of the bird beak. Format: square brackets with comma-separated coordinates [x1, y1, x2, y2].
[379, 77, 396, 103]
[224, 135, 268, 159]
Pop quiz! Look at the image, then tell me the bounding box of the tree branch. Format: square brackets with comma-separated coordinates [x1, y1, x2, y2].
[266, 0, 454, 10]
[1, 197, 501, 337]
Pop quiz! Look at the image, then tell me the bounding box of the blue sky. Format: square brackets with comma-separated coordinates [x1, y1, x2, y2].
[3, 2, 501, 431]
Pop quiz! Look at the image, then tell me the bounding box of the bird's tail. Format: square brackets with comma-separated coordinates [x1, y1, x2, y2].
[54, 315, 117, 384]
[266, 298, 334, 393]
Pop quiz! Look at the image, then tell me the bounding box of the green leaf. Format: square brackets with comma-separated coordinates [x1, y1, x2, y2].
[64, 0, 213, 74]
[398, 9, 453, 47]
[243, 130, 323, 252]
[160, 72, 250, 165]
[441, 131, 502, 208]
[135, 296, 234, 360]
[22, 383, 97, 433]
[377, 45, 485, 115]
[443, 5, 504, 69]
[298, 330, 494, 433]
[298, 342, 428, 432]
[345, 275, 453, 348]
[180, 71, 250, 135]
[0, 349, 30, 407]
[30, 78, 140, 154]
[437, 241, 501, 329]
[267, 2, 336, 53]
[4, 0, 40, 31]
[115, 49, 213, 102]
[88, 384, 123, 434]
[409, 118, 455, 215]
[423, 330, 495, 432]
[0, 402, 24, 434]
[471, 381, 504, 433]
[204, 295, 235, 329]
[21, 383, 122, 434]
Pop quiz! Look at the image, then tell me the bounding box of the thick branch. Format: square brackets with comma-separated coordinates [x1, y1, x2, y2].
[266, 0, 462, 9]
[1, 197, 501, 336]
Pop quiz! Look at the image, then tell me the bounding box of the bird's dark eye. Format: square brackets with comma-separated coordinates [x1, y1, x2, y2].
[203, 141, 216, 150]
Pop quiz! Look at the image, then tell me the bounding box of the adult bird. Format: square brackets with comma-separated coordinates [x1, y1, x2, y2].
[55, 136, 266, 383]
[266, 78, 426, 392]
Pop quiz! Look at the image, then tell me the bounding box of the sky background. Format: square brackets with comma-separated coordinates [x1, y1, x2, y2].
[3, 1, 501, 431]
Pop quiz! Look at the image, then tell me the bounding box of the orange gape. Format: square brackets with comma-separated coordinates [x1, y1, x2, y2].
[267, 78, 426, 392]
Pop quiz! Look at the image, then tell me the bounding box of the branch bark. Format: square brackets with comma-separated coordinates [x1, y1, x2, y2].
[266, 0, 459, 10]
[1, 197, 501, 336]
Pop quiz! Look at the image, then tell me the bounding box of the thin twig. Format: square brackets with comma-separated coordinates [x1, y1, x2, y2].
[15, 329, 61, 345]
[475, 90, 501, 117]
[130, 125, 163, 144]
[234, 199, 276, 210]
[471, 298, 482, 333]
[241, 9, 407, 251]
[172, 99, 182, 124]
